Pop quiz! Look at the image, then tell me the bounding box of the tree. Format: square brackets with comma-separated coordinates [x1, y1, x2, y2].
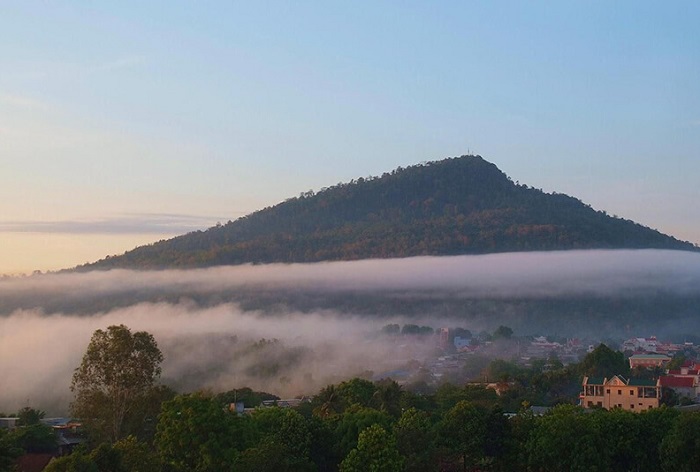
[336, 378, 378, 409]
[438, 400, 488, 472]
[313, 384, 346, 418]
[660, 411, 700, 472]
[113, 436, 161, 472]
[155, 393, 246, 472]
[526, 404, 606, 472]
[71, 325, 164, 443]
[395, 407, 436, 472]
[43, 447, 99, 472]
[16, 407, 45, 426]
[8, 423, 56, 454]
[667, 353, 687, 371]
[493, 325, 513, 340]
[241, 407, 314, 471]
[0, 428, 21, 472]
[371, 379, 403, 418]
[637, 407, 678, 472]
[381, 324, 400, 335]
[340, 424, 403, 472]
[334, 406, 393, 460]
[579, 343, 628, 378]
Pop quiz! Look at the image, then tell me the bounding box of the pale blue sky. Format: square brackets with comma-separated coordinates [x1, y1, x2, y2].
[1, 1, 698, 273]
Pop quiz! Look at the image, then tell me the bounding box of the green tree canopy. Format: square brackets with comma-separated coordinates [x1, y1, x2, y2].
[526, 404, 606, 472]
[251, 407, 313, 468]
[339, 424, 403, 472]
[15, 407, 45, 426]
[493, 325, 514, 340]
[438, 400, 488, 471]
[0, 428, 22, 472]
[660, 411, 700, 472]
[155, 393, 248, 472]
[395, 407, 436, 472]
[579, 343, 629, 378]
[71, 325, 164, 443]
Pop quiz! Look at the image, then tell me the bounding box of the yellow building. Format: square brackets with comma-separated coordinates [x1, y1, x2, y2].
[580, 375, 660, 412]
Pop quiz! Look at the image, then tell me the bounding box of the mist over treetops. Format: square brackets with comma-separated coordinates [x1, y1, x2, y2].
[81, 155, 696, 270]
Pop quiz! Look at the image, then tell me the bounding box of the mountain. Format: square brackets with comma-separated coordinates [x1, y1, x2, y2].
[80, 155, 696, 270]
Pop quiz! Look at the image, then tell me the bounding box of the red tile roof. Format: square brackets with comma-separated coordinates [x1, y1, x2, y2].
[659, 376, 695, 388]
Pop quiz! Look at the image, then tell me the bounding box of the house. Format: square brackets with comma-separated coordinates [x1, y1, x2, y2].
[659, 376, 697, 400]
[668, 359, 700, 376]
[0, 418, 18, 429]
[580, 375, 660, 412]
[53, 422, 85, 456]
[453, 336, 471, 350]
[659, 361, 700, 401]
[628, 354, 671, 369]
[623, 336, 658, 353]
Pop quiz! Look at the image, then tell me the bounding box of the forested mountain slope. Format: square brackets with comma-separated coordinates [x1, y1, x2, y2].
[81, 155, 696, 270]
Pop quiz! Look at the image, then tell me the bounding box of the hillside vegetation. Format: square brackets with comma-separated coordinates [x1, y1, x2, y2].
[82, 155, 695, 270]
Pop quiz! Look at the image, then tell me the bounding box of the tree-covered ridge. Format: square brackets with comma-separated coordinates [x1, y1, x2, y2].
[81, 155, 696, 270]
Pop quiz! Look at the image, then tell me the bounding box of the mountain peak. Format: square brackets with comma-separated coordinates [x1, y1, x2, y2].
[79, 155, 696, 270]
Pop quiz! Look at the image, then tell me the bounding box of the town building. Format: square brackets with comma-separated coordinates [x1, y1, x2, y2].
[658, 376, 697, 400]
[622, 336, 658, 353]
[580, 375, 660, 412]
[453, 336, 471, 351]
[659, 360, 700, 401]
[628, 353, 671, 369]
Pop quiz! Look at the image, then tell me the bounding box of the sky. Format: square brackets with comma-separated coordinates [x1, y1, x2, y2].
[1, 1, 699, 274]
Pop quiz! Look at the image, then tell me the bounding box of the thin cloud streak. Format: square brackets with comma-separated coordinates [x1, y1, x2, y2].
[0, 213, 229, 235]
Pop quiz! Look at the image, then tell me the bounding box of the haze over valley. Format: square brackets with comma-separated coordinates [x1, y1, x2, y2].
[3, 249, 700, 413]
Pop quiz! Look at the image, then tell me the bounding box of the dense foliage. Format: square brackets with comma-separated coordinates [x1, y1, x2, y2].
[24, 379, 700, 472]
[80, 155, 695, 270]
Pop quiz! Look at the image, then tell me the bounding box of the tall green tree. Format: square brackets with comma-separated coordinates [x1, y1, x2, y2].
[8, 423, 56, 454]
[438, 400, 488, 472]
[71, 325, 164, 443]
[334, 406, 393, 460]
[395, 407, 436, 472]
[371, 379, 403, 418]
[239, 407, 314, 471]
[336, 378, 378, 409]
[155, 393, 247, 472]
[526, 404, 606, 472]
[43, 447, 99, 472]
[340, 424, 403, 472]
[660, 411, 700, 472]
[0, 428, 21, 472]
[113, 436, 162, 472]
[15, 407, 46, 426]
[579, 344, 628, 378]
[637, 407, 679, 472]
[492, 325, 513, 340]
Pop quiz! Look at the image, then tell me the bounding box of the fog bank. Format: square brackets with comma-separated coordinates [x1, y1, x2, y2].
[1, 249, 699, 414]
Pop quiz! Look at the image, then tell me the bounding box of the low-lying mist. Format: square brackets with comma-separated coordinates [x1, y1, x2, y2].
[1, 249, 699, 414]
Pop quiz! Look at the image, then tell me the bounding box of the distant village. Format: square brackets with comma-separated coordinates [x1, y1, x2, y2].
[373, 325, 700, 413]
